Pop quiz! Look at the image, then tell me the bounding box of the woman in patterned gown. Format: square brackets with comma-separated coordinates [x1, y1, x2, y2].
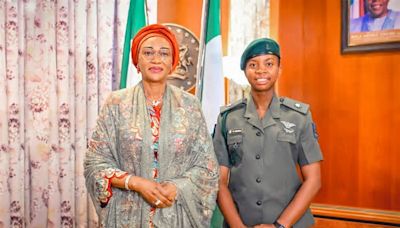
[84, 24, 219, 227]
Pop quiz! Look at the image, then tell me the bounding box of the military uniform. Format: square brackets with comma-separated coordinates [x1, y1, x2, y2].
[213, 94, 323, 228]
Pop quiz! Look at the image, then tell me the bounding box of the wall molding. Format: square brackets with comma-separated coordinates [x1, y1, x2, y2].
[311, 204, 400, 225]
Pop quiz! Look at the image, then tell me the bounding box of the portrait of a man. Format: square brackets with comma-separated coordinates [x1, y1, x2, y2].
[343, 0, 400, 51]
[350, 0, 400, 32]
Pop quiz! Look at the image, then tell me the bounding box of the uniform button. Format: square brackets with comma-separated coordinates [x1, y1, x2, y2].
[255, 154, 261, 159]
[256, 131, 261, 136]
[256, 200, 262, 206]
[256, 178, 261, 183]
[232, 143, 239, 149]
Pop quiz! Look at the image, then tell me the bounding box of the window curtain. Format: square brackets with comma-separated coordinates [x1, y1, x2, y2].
[227, 0, 270, 102]
[0, 0, 131, 226]
[228, 0, 270, 56]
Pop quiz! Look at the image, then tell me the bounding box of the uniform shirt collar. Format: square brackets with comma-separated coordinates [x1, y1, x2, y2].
[269, 93, 281, 119]
[244, 93, 281, 119]
[244, 95, 257, 119]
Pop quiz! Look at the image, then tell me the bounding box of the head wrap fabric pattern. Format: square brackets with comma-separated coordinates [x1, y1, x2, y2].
[131, 24, 180, 71]
[240, 38, 280, 70]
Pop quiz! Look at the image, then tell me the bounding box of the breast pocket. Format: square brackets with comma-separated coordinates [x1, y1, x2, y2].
[276, 131, 298, 162]
[277, 131, 296, 144]
[227, 131, 244, 167]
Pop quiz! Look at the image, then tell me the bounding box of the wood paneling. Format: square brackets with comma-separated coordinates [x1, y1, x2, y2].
[315, 218, 397, 228]
[311, 204, 400, 225]
[269, 0, 279, 40]
[158, 0, 203, 38]
[278, 0, 400, 211]
[158, 0, 230, 54]
[158, 0, 230, 95]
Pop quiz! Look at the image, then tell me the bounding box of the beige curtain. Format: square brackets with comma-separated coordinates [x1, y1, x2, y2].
[0, 0, 132, 226]
[228, 0, 270, 57]
[228, 79, 251, 104]
[226, 0, 270, 103]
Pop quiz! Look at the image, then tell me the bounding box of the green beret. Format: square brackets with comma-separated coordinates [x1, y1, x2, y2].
[240, 38, 280, 70]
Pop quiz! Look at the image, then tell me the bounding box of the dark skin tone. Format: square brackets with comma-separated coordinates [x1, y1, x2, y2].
[217, 54, 322, 228]
[111, 176, 176, 208]
[111, 36, 177, 208]
[366, 0, 390, 18]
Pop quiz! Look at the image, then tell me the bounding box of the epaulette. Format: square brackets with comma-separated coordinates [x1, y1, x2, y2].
[220, 98, 247, 116]
[279, 97, 309, 115]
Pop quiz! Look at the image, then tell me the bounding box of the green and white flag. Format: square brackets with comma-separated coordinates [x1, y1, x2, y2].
[198, 0, 225, 134]
[197, 1, 225, 225]
[119, 0, 147, 89]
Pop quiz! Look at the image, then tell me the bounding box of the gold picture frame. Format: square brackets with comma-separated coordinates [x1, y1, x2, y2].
[341, 0, 400, 53]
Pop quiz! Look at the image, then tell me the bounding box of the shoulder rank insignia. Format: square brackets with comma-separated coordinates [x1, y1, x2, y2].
[279, 97, 309, 115]
[220, 98, 247, 115]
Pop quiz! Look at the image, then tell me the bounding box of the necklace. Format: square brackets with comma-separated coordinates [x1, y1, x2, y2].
[145, 93, 163, 106]
[147, 97, 162, 106]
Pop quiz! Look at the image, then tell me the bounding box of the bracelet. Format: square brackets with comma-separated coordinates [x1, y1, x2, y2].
[124, 174, 132, 190]
[273, 221, 286, 228]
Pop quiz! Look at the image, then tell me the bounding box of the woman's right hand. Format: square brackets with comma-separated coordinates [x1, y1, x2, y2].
[129, 176, 174, 208]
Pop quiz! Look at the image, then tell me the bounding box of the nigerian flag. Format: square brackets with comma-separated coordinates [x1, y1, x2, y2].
[120, 0, 147, 89]
[198, 0, 225, 227]
[199, 0, 225, 134]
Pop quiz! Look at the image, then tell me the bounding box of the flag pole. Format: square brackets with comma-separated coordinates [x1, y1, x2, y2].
[195, 0, 209, 102]
[145, 0, 149, 25]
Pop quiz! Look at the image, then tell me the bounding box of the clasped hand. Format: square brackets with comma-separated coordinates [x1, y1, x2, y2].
[135, 177, 177, 208]
[253, 224, 275, 228]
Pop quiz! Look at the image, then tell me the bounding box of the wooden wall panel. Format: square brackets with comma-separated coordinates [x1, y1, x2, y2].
[158, 0, 203, 38]
[278, 0, 400, 211]
[158, 0, 230, 95]
[158, 0, 230, 54]
[315, 218, 396, 228]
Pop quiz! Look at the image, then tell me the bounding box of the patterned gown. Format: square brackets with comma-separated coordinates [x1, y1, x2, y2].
[84, 83, 219, 227]
[148, 102, 161, 227]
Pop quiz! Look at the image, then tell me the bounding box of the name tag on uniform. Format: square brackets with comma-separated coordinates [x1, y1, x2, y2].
[228, 129, 243, 135]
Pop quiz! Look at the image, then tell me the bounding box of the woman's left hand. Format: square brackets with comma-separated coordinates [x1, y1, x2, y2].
[159, 182, 177, 203]
[254, 224, 275, 228]
[130, 176, 173, 208]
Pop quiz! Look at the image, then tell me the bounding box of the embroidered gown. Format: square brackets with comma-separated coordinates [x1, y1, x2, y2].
[84, 83, 219, 227]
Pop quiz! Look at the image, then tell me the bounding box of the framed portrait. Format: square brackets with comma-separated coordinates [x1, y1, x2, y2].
[341, 0, 400, 53]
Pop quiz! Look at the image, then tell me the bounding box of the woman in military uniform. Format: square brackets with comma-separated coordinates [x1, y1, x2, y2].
[213, 38, 323, 228]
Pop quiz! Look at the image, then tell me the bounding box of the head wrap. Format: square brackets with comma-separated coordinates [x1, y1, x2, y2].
[240, 38, 280, 70]
[131, 24, 180, 71]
